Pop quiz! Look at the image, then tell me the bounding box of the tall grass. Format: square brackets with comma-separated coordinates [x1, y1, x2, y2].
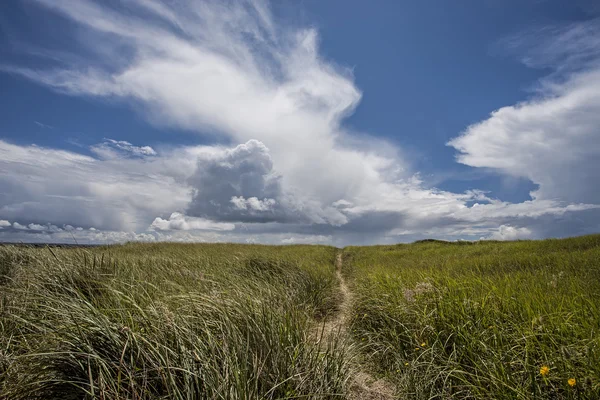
[0, 243, 350, 399]
[3, 235, 600, 399]
[344, 235, 600, 399]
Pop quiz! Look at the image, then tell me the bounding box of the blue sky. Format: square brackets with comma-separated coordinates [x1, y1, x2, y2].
[0, 0, 599, 245]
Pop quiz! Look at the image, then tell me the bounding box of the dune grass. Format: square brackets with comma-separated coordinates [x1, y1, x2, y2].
[343, 235, 600, 399]
[0, 243, 349, 399]
[2, 235, 600, 399]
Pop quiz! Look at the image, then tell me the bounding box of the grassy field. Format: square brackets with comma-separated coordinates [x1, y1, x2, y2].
[344, 235, 600, 399]
[0, 244, 348, 399]
[1, 235, 600, 399]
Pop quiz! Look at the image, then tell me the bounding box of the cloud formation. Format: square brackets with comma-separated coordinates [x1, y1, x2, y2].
[486, 225, 532, 241]
[0, 139, 192, 231]
[91, 139, 157, 159]
[150, 212, 235, 231]
[187, 140, 286, 222]
[0, 1, 598, 244]
[450, 19, 600, 206]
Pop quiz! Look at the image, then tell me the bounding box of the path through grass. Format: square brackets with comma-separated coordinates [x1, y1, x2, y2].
[316, 252, 395, 400]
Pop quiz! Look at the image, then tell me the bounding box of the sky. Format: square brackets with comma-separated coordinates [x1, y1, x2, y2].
[0, 0, 599, 245]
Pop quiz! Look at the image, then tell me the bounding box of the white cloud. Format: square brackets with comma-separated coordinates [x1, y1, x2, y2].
[486, 225, 533, 241]
[150, 212, 235, 231]
[500, 19, 600, 73]
[90, 138, 157, 159]
[13, 222, 28, 230]
[27, 223, 46, 231]
[0, 139, 193, 231]
[33, 121, 54, 129]
[448, 70, 600, 205]
[47, 224, 62, 233]
[449, 20, 600, 206]
[231, 196, 277, 212]
[0, 220, 10, 229]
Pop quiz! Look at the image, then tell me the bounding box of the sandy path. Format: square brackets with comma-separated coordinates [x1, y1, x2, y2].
[317, 253, 352, 339]
[316, 252, 396, 400]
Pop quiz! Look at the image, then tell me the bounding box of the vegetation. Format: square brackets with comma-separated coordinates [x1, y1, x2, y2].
[1, 235, 600, 399]
[344, 235, 600, 399]
[0, 244, 348, 399]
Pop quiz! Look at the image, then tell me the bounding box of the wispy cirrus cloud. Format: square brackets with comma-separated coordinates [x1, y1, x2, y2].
[33, 120, 54, 129]
[91, 138, 157, 159]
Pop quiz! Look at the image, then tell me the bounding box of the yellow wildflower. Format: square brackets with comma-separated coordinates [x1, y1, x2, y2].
[568, 378, 576, 387]
[421, 342, 426, 347]
[540, 366, 550, 376]
[404, 362, 409, 366]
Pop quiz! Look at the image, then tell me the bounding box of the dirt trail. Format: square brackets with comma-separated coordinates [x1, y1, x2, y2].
[317, 253, 352, 339]
[317, 252, 395, 400]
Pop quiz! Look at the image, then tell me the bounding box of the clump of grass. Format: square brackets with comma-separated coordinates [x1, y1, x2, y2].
[0, 243, 349, 399]
[344, 235, 600, 399]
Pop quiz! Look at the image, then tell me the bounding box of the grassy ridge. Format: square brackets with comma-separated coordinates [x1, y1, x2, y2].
[343, 235, 600, 399]
[0, 243, 349, 399]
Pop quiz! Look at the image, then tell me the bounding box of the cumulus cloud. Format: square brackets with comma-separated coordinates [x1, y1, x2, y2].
[150, 212, 235, 231]
[187, 140, 286, 222]
[0, 220, 10, 229]
[486, 225, 533, 241]
[185, 139, 349, 225]
[231, 197, 277, 212]
[0, 0, 597, 244]
[449, 19, 600, 206]
[449, 71, 600, 204]
[27, 223, 46, 231]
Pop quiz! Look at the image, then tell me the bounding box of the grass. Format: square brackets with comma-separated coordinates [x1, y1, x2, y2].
[1, 235, 600, 399]
[0, 243, 349, 399]
[343, 235, 600, 399]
